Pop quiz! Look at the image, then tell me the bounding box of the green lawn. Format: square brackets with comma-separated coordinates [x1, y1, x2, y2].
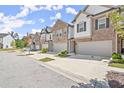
[109, 63, 124, 69]
[0, 48, 17, 51]
[39, 57, 55, 62]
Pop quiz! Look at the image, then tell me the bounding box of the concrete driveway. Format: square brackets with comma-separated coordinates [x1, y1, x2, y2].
[0, 51, 78, 88]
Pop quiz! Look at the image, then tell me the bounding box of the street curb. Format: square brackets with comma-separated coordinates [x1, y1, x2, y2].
[37, 61, 90, 83]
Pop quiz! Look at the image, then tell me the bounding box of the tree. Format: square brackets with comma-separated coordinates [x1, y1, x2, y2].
[22, 36, 29, 47]
[11, 40, 16, 48]
[109, 6, 124, 38]
[15, 39, 25, 48]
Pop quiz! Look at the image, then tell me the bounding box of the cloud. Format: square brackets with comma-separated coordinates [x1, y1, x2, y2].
[66, 7, 78, 15]
[0, 20, 34, 33]
[44, 5, 63, 11]
[31, 29, 41, 34]
[53, 5, 63, 10]
[0, 12, 4, 18]
[16, 5, 64, 18]
[16, 5, 44, 18]
[44, 5, 52, 11]
[0, 27, 12, 33]
[39, 18, 45, 23]
[50, 12, 61, 20]
[50, 21, 56, 27]
[0, 12, 34, 33]
[24, 5, 39, 12]
[16, 7, 30, 18]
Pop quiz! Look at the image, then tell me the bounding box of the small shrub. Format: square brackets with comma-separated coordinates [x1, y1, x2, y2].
[112, 53, 122, 59]
[40, 48, 48, 53]
[57, 50, 68, 57]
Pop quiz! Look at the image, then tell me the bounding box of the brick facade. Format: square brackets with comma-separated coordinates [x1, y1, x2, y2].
[92, 11, 114, 41]
[74, 10, 121, 53]
[51, 19, 68, 43]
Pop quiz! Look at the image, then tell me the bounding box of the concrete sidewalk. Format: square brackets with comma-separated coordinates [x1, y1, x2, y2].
[27, 52, 108, 83]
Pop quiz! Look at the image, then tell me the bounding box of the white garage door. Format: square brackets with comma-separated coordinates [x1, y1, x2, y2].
[42, 44, 48, 49]
[53, 43, 67, 53]
[76, 40, 112, 57]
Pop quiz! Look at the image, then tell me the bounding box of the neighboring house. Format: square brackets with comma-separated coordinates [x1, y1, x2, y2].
[72, 5, 119, 57]
[51, 19, 74, 53]
[41, 26, 53, 51]
[27, 32, 41, 50]
[0, 33, 15, 48]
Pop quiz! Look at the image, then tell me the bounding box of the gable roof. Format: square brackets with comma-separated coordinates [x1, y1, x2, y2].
[83, 5, 115, 12]
[72, 5, 118, 23]
[55, 19, 73, 27]
[51, 19, 73, 32]
[72, 10, 93, 23]
[56, 19, 69, 25]
[0, 33, 9, 38]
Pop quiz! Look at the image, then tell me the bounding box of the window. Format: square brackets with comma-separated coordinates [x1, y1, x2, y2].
[77, 21, 86, 33]
[50, 34, 51, 40]
[98, 18, 106, 29]
[64, 29, 67, 34]
[56, 29, 62, 37]
[6, 45, 8, 48]
[0, 38, 2, 43]
[95, 17, 109, 30]
[60, 33, 62, 36]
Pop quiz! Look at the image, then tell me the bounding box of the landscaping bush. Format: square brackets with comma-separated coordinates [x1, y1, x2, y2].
[40, 48, 48, 53]
[112, 53, 122, 59]
[57, 50, 68, 57]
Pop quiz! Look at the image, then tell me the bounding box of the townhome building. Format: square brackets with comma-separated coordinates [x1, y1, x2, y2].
[72, 5, 120, 57]
[41, 26, 53, 51]
[27, 32, 41, 50]
[0, 33, 15, 48]
[51, 19, 74, 53]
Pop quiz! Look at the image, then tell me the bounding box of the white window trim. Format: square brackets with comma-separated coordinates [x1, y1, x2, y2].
[98, 17, 106, 30]
[78, 21, 86, 32]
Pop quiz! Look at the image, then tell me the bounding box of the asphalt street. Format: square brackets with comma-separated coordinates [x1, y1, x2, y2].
[0, 51, 78, 88]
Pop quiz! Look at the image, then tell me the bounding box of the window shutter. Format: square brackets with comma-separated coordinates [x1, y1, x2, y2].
[95, 19, 98, 30]
[77, 24, 79, 32]
[84, 22, 86, 31]
[106, 18, 109, 28]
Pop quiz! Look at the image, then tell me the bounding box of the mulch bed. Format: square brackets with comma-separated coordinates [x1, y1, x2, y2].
[106, 71, 124, 88]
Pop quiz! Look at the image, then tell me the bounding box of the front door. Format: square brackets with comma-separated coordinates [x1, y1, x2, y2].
[32, 42, 36, 50]
[121, 39, 124, 54]
[70, 40, 74, 53]
[48, 40, 53, 52]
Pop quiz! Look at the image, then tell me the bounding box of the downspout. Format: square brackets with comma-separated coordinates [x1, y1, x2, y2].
[88, 15, 93, 40]
[116, 32, 118, 53]
[67, 25, 69, 53]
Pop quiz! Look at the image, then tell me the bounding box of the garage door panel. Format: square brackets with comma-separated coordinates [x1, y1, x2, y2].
[53, 43, 67, 52]
[76, 40, 112, 57]
[42, 44, 48, 48]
